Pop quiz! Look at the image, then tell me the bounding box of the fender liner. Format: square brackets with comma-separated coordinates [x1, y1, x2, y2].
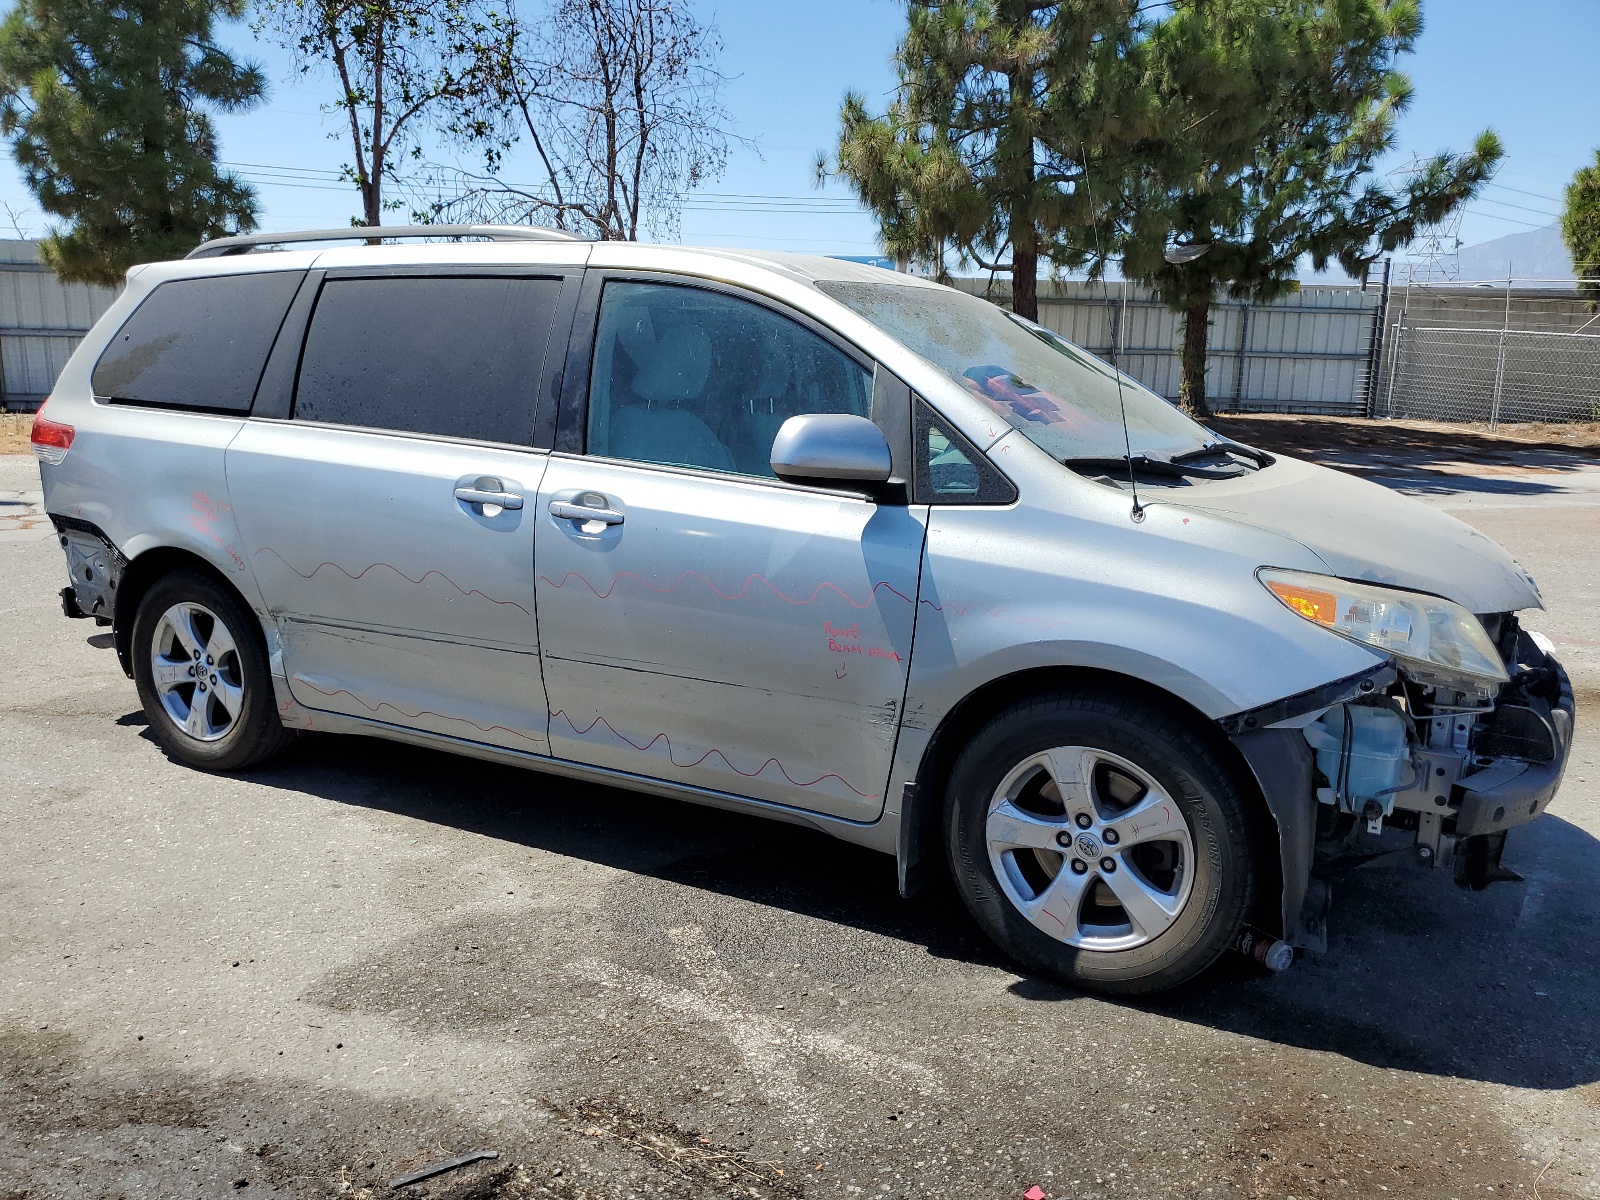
[1229, 728, 1321, 949]
[1220, 663, 1394, 949]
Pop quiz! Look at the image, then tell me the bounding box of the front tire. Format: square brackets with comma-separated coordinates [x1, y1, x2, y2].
[131, 569, 294, 771]
[946, 689, 1256, 995]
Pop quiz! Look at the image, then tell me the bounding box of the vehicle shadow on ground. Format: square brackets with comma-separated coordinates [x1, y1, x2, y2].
[1210, 414, 1600, 469]
[203, 725, 1599, 1093]
[1053, 808, 1600, 1091]
[1348, 469, 1570, 498]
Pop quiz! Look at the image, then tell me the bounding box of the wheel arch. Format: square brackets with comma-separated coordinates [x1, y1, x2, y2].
[113, 547, 256, 679]
[901, 664, 1285, 937]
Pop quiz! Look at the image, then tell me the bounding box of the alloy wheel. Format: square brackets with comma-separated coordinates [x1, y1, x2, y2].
[149, 602, 246, 742]
[985, 746, 1196, 951]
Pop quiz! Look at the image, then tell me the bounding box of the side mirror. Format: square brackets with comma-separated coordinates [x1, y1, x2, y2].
[770, 414, 892, 486]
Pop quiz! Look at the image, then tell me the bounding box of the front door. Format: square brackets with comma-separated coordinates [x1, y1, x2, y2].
[534, 279, 926, 821]
[228, 271, 569, 753]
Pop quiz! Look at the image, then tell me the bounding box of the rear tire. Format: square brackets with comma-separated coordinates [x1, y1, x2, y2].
[131, 569, 294, 771]
[946, 689, 1255, 995]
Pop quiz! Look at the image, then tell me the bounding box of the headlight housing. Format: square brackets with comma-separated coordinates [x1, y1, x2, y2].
[1258, 568, 1508, 693]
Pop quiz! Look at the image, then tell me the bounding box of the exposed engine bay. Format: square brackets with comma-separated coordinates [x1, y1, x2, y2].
[1305, 614, 1574, 890]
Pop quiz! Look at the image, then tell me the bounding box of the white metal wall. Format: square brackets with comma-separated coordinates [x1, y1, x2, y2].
[0, 248, 1402, 416]
[0, 240, 121, 410]
[951, 279, 1383, 413]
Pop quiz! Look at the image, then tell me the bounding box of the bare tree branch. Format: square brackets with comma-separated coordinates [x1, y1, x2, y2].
[256, 0, 500, 225]
[431, 0, 739, 241]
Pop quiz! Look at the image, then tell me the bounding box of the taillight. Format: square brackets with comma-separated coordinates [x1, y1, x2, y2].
[30, 403, 74, 465]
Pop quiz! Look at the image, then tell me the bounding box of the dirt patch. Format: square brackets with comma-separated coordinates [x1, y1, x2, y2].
[0, 1023, 810, 1200]
[545, 1098, 800, 1198]
[0, 412, 31, 456]
[1210, 412, 1600, 463]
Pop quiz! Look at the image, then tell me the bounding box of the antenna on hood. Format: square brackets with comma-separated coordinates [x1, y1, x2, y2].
[1078, 147, 1143, 523]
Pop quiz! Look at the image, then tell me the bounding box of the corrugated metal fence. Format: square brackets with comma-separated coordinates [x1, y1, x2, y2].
[0, 240, 120, 412]
[951, 277, 1384, 415]
[0, 246, 1418, 418]
[3, 237, 1595, 424]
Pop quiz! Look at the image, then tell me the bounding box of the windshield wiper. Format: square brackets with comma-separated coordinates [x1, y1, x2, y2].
[1061, 453, 1248, 481]
[1171, 439, 1274, 469]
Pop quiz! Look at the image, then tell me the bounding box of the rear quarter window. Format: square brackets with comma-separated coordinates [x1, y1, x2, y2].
[91, 272, 304, 412]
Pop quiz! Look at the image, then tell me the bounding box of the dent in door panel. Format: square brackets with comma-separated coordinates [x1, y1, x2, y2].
[227, 422, 552, 754]
[283, 623, 546, 748]
[535, 477, 925, 820]
[542, 666, 891, 803]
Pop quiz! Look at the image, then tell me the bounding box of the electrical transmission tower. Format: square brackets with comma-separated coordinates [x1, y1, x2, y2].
[1404, 210, 1464, 285]
[1390, 155, 1465, 285]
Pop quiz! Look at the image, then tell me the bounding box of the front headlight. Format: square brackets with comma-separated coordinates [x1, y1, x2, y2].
[1258, 568, 1508, 690]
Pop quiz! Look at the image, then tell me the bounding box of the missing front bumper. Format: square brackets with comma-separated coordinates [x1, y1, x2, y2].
[1224, 637, 1576, 945]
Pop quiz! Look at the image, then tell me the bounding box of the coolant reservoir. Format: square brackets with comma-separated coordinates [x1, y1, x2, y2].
[1304, 705, 1410, 815]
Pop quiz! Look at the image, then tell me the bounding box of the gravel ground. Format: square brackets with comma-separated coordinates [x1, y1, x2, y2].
[2, 443, 1597, 1200]
[0, 413, 33, 457]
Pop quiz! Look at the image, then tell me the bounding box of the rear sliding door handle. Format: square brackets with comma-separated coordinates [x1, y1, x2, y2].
[549, 499, 624, 526]
[455, 485, 524, 509]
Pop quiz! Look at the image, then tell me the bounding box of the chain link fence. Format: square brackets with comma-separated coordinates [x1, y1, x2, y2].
[1374, 281, 1600, 426]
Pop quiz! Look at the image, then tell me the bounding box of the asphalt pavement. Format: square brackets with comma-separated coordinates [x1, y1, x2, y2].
[1, 446, 1597, 1200]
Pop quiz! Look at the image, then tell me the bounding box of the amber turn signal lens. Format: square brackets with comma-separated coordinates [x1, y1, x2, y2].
[1265, 579, 1338, 625]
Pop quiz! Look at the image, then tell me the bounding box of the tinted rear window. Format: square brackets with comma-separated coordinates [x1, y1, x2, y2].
[293, 275, 561, 445]
[92, 272, 303, 411]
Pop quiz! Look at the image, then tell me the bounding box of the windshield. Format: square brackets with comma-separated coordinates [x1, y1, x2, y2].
[818, 280, 1212, 463]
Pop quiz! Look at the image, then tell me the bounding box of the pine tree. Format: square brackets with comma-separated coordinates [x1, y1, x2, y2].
[823, 0, 1143, 321]
[1122, 0, 1500, 418]
[0, 0, 265, 284]
[1562, 150, 1600, 309]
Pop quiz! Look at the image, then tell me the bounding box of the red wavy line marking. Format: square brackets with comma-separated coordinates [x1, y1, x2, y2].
[256, 547, 532, 616]
[296, 679, 544, 744]
[539, 569, 914, 610]
[275, 695, 315, 730]
[549, 708, 877, 799]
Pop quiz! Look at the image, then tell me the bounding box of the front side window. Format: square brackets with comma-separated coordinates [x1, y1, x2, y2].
[294, 275, 561, 444]
[92, 272, 303, 411]
[818, 279, 1211, 463]
[587, 281, 874, 478]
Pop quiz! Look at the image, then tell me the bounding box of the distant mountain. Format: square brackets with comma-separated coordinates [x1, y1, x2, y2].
[1298, 222, 1577, 288]
[1454, 223, 1573, 283]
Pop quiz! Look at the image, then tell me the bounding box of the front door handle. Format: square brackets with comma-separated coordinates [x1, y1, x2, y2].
[549, 499, 624, 526]
[455, 483, 524, 509]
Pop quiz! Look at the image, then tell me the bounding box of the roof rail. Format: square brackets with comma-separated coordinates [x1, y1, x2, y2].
[187, 223, 586, 259]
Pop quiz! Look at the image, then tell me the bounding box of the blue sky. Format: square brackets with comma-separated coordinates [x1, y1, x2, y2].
[0, 0, 1594, 263]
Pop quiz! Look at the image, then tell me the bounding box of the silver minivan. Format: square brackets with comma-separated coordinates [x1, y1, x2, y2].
[31, 226, 1574, 994]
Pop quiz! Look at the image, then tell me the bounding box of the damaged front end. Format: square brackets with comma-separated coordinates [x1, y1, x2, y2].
[1226, 569, 1575, 954]
[1305, 616, 1574, 889]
